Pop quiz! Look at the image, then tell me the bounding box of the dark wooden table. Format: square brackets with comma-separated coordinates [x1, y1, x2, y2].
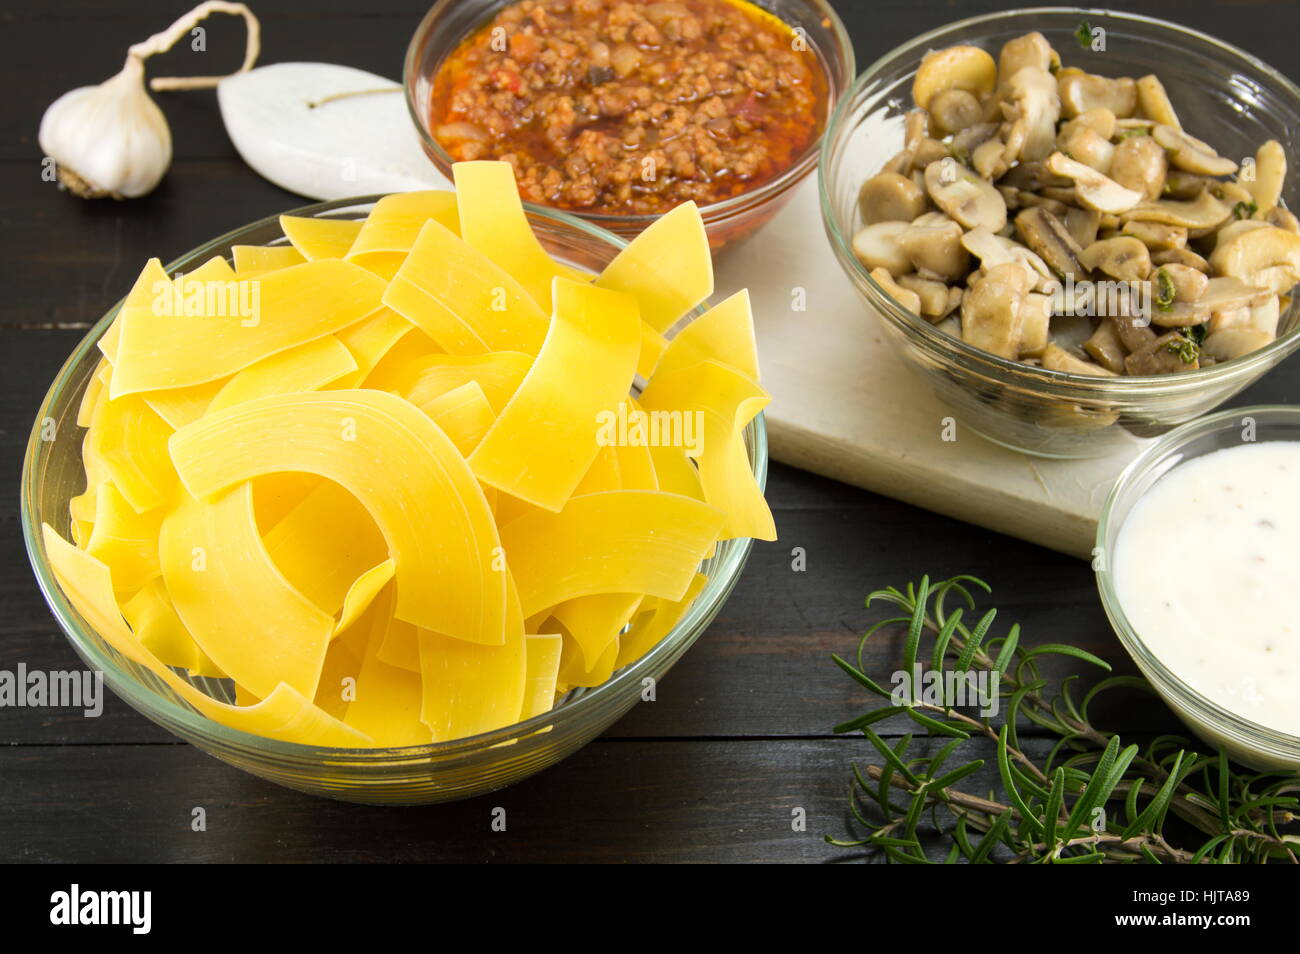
[2, 0, 1296, 863]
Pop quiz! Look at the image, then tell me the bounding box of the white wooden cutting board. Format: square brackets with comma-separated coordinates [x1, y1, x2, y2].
[714, 178, 1144, 560]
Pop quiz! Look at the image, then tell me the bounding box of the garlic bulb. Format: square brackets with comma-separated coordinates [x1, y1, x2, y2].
[39, 58, 172, 199]
[37, 1, 260, 201]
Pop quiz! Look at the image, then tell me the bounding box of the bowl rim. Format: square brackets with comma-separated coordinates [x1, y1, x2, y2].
[402, 0, 855, 226]
[21, 193, 767, 762]
[1095, 403, 1300, 756]
[818, 5, 1300, 390]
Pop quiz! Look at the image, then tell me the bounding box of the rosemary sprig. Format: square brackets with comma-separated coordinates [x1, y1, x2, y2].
[828, 575, 1300, 863]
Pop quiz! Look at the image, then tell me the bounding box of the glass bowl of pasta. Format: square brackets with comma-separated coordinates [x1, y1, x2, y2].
[22, 183, 769, 805]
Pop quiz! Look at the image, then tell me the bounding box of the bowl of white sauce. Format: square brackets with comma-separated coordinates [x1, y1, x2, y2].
[1097, 405, 1300, 772]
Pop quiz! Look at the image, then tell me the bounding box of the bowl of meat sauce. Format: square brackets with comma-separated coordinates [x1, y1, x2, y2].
[404, 0, 853, 248]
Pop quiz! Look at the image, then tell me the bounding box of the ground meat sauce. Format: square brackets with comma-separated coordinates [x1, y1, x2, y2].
[431, 0, 826, 216]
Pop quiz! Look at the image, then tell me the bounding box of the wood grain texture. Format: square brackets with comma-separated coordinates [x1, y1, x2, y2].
[0, 0, 1294, 863]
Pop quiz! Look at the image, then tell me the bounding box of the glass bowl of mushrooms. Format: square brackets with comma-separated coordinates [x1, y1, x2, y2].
[820, 8, 1300, 458]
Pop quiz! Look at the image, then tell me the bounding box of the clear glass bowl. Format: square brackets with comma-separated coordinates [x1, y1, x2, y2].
[1096, 405, 1300, 772]
[21, 197, 766, 805]
[404, 0, 854, 249]
[820, 8, 1300, 459]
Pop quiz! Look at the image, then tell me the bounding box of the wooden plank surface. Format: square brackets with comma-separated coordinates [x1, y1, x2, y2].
[0, 0, 1295, 864]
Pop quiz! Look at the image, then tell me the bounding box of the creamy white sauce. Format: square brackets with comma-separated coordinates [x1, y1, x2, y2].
[1113, 441, 1300, 737]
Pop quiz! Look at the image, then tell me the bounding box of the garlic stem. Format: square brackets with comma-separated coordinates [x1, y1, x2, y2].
[128, 1, 261, 92]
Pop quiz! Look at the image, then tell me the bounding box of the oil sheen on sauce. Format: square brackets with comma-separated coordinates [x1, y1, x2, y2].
[1113, 441, 1300, 737]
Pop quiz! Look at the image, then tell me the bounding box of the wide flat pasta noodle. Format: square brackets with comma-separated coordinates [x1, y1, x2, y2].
[120, 577, 225, 677]
[43, 525, 369, 746]
[160, 482, 335, 700]
[596, 202, 712, 334]
[331, 307, 419, 388]
[640, 359, 775, 541]
[339, 590, 431, 747]
[616, 573, 708, 670]
[521, 633, 564, 720]
[169, 389, 507, 645]
[232, 244, 305, 274]
[550, 592, 643, 670]
[384, 219, 550, 355]
[347, 190, 459, 280]
[655, 289, 759, 382]
[419, 381, 496, 455]
[401, 351, 532, 413]
[86, 393, 176, 513]
[453, 161, 568, 311]
[111, 259, 385, 397]
[418, 574, 527, 742]
[262, 480, 388, 615]
[469, 277, 640, 511]
[84, 481, 163, 592]
[501, 490, 723, 618]
[279, 215, 363, 260]
[207, 335, 357, 413]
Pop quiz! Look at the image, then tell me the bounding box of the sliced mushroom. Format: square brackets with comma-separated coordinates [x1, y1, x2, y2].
[1157, 263, 1209, 302]
[1151, 246, 1211, 273]
[1266, 206, 1300, 234]
[895, 273, 951, 319]
[924, 159, 1007, 232]
[895, 213, 969, 280]
[1041, 342, 1117, 375]
[1242, 140, 1286, 214]
[928, 88, 983, 137]
[1152, 275, 1269, 327]
[1248, 293, 1281, 336]
[858, 172, 929, 226]
[961, 262, 1030, 358]
[1065, 207, 1102, 248]
[1208, 225, 1300, 294]
[913, 45, 997, 110]
[1017, 191, 1070, 217]
[1014, 206, 1086, 278]
[1045, 152, 1143, 213]
[1061, 107, 1117, 142]
[1161, 170, 1214, 201]
[869, 267, 922, 316]
[1152, 124, 1238, 176]
[1057, 123, 1114, 174]
[1121, 190, 1232, 230]
[1057, 69, 1137, 118]
[997, 160, 1070, 192]
[1000, 66, 1060, 163]
[1113, 312, 1157, 352]
[997, 32, 1058, 94]
[912, 137, 951, 172]
[1084, 319, 1129, 373]
[1211, 180, 1255, 209]
[950, 122, 1002, 160]
[1108, 134, 1167, 201]
[1124, 331, 1200, 374]
[1203, 327, 1274, 362]
[1079, 235, 1151, 282]
[1135, 74, 1180, 128]
[1121, 220, 1186, 251]
[1211, 218, 1270, 252]
[972, 137, 1010, 180]
[1019, 292, 1051, 357]
[852, 221, 912, 275]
